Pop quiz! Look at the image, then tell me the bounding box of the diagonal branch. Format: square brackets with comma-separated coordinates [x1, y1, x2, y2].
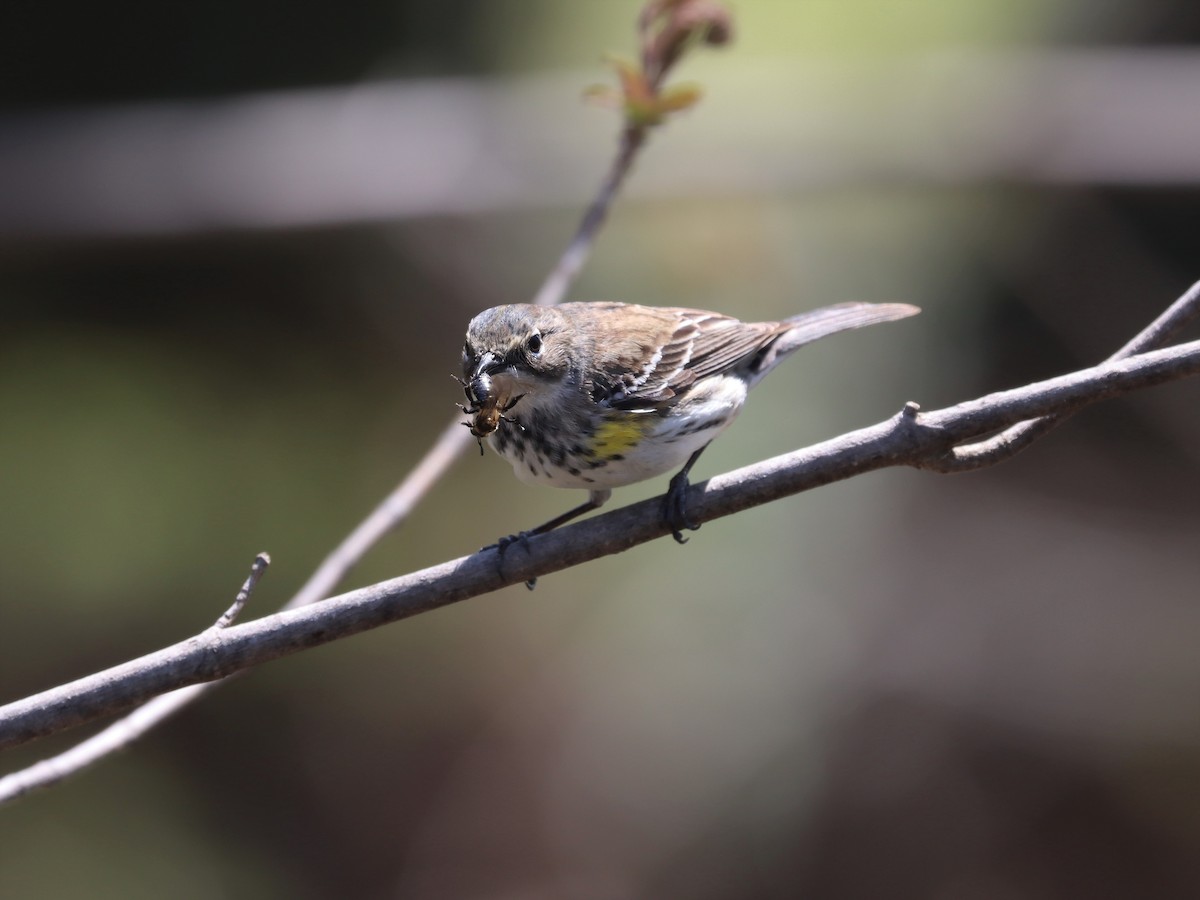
[919, 279, 1200, 472]
[0, 4, 734, 804]
[0, 128, 649, 807]
[3, 324, 1198, 771]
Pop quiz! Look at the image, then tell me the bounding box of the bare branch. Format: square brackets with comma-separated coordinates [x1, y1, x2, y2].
[212, 553, 271, 629]
[0, 689, 211, 804]
[917, 279, 1200, 472]
[530, 126, 646, 308]
[0, 4, 735, 803]
[0, 554, 270, 804]
[3, 327, 1197, 768]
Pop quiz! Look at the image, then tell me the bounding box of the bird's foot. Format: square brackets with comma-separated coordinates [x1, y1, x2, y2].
[664, 472, 701, 544]
[483, 531, 530, 555]
[482, 532, 538, 590]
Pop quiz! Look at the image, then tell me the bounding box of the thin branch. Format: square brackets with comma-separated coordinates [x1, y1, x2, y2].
[919, 278, 1200, 471]
[530, 126, 646, 308]
[212, 553, 271, 629]
[0, 554, 270, 804]
[3, 329, 1197, 767]
[0, 689, 212, 804]
[0, 4, 733, 803]
[0, 136, 647, 806]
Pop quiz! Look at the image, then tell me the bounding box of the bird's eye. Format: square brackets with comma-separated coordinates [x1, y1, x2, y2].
[526, 333, 543, 355]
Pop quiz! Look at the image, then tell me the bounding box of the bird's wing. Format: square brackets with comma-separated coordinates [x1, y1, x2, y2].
[580, 303, 782, 408]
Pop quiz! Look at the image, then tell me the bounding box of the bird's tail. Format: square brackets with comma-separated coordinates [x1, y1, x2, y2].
[751, 302, 920, 379]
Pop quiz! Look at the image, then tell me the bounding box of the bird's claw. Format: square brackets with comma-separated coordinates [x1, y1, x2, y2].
[482, 532, 538, 590]
[664, 473, 701, 544]
[483, 530, 531, 554]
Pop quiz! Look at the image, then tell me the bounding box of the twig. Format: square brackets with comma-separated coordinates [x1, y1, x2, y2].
[918, 279, 1200, 472]
[3, 323, 1198, 764]
[0, 554, 270, 804]
[212, 553, 271, 629]
[530, 126, 646, 308]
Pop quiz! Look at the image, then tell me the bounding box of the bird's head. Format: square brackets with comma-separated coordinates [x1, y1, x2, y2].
[460, 305, 572, 438]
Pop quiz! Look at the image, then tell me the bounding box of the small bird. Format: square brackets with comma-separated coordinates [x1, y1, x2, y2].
[460, 301, 919, 543]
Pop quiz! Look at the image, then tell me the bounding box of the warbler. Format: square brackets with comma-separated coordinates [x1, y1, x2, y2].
[460, 301, 919, 543]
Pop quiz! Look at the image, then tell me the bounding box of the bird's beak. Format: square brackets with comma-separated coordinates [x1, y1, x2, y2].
[467, 351, 516, 409]
[465, 352, 489, 381]
[471, 351, 501, 379]
[463, 350, 523, 439]
[465, 350, 489, 374]
[465, 352, 493, 401]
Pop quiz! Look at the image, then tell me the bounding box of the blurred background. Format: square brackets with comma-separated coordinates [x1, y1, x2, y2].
[3, 0, 1200, 896]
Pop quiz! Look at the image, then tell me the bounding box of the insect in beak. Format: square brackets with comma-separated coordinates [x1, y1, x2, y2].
[452, 373, 525, 454]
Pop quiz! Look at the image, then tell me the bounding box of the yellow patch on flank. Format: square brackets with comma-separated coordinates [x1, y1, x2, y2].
[592, 417, 652, 457]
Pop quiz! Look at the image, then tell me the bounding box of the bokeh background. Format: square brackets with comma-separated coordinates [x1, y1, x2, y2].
[3, 1, 1200, 897]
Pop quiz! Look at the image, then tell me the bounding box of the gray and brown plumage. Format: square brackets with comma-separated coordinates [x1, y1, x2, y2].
[460, 301, 919, 542]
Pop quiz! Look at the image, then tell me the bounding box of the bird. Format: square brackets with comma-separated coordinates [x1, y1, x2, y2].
[459, 300, 919, 544]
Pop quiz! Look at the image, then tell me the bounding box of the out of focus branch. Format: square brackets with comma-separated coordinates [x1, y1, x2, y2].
[0, 0, 733, 805]
[3, 281, 1198, 772]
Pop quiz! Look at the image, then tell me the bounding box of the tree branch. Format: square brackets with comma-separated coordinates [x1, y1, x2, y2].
[3, 319, 1198, 770]
[920, 279, 1200, 472]
[0, 1, 734, 804]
